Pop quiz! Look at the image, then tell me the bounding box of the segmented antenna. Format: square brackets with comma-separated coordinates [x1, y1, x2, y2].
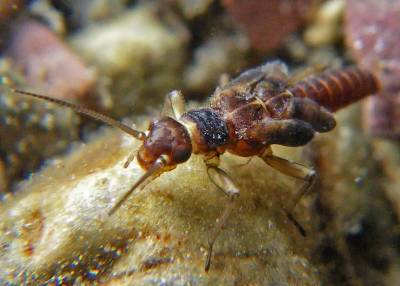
[12, 89, 146, 140]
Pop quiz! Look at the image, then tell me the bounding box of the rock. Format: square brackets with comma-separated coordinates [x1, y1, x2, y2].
[0, 59, 80, 192]
[6, 19, 96, 102]
[70, 4, 189, 117]
[311, 106, 400, 285]
[222, 0, 317, 52]
[362, 95, 400, 138]
[183, 34, 250, 95]
[177, 0, 214, 19]
[346, 0, 400, 138]
[304, 0, 344, 47]
[57, 0, 127, 28]
[0, 127, 321, 284]
[1, 18, 95, 189]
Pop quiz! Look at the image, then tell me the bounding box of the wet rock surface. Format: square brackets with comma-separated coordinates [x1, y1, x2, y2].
[0, 129, 321, 285]
[1, 1, 400, 285]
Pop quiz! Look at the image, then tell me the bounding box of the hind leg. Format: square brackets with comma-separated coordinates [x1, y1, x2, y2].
[260, 149, 316, 236]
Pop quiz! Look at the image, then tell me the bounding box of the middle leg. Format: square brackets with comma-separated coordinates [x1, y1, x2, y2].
[260, 148, 316, 236]
[161, 90, 186, 119]
[204, 158, 240, 271]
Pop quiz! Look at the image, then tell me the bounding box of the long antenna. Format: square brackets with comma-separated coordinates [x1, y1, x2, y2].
[12, 89, 146, 140]
[108, 157, 166, 215]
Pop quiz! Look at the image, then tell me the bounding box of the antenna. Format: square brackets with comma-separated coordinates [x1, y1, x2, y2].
[12, 89, 146, 140]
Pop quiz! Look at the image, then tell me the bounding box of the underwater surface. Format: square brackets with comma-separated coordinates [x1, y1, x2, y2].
[0, 0, 399, 285]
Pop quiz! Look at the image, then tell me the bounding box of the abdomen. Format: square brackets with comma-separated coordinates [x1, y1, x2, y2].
[288, 67, 380, 112]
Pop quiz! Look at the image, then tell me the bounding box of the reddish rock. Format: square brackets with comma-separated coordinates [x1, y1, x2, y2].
[7, 19, 95, 101]
[363, 95, 400, 137]
[346, 0, 400, 138]
[222, 0, 316, 52]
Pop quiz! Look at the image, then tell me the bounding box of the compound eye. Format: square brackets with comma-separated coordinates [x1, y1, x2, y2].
[266, 93, 294, 118]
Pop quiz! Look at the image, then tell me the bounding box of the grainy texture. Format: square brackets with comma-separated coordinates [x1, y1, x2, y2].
[346, 0, 400, 137]
[0, 68, 79, 192]
[3, 107, 398, 285]
[0, 129, 321, 285]
[1, 1, 400, 284]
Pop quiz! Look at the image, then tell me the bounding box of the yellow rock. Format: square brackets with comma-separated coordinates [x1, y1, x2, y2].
[0, 128, 321, 284]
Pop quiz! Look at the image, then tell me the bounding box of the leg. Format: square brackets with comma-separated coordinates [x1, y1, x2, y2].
[161, 90, 186, 119]
[260, 149, 316, 236]
[204, 162, 240, 271]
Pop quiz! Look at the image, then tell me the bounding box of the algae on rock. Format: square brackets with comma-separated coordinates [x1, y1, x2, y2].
[0, 127, 321, 285]
[0, 66, 80, 192]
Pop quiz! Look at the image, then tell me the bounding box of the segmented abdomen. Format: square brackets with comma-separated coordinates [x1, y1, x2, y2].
[288, 67, 380, 112]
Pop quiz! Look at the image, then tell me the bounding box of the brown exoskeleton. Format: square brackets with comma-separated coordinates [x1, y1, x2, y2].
[11, 60, 380, 271]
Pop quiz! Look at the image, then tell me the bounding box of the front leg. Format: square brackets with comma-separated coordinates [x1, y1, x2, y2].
[260, 148, 316, 236]
[204, 159, 240, 271]
[161, 90, 186, 119]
